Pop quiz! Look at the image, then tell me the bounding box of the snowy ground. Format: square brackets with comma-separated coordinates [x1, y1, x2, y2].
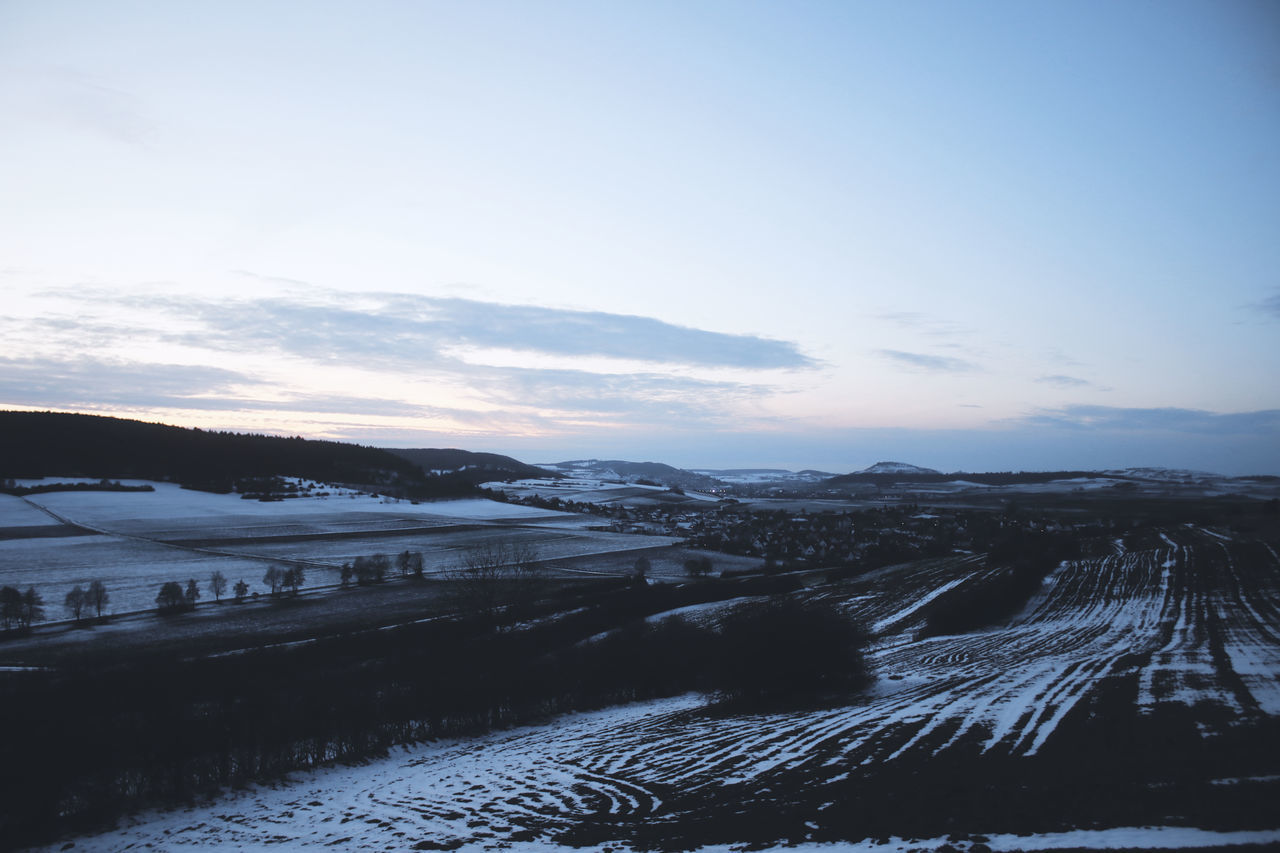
[36, 526, 1280, 852]
[1, 484, 677, 618]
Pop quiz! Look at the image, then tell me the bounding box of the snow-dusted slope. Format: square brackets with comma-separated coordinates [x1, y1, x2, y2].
[45, 528, 1280, 851]
[857, 461, 942, 475]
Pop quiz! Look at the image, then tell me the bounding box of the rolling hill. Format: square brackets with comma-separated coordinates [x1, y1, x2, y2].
[387, 448, 559, 485]
[0, 411, 471, 498]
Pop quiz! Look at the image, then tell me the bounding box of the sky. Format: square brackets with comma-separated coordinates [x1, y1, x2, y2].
[1, 0, 1278, 474]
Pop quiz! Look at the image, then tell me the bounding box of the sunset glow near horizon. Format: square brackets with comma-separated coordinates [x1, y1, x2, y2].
[2, 1, 1278, 473]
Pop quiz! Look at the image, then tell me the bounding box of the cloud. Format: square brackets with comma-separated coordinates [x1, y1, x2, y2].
[105, 292, 815, 371]
[0, 356, 256, 409]
[1034, 374, 1108, 390]
[0, 356, 468, 420]
[469, 366, 768, 425]
[423, 297, 816, 369]
[10, 289, 818, 435]
[876, 312, 972, 339]
[1256, 290, 1280, 320]
[877, 349, 978, 373]
[231, 269, 313, 289]
[231, 394, 466, 420]
[8, 67, 155, 146]
[1016, 405, 1280, 435]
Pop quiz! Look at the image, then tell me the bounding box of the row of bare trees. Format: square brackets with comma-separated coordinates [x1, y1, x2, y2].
[7, 538, 548, 630]
[341, 541, 549, 623]
[5, 579, 111, 632]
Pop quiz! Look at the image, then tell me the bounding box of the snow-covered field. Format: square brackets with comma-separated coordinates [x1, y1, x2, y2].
[38, 526, 1280, 851]
[484, 476, 728, 507]
[0, 484, 677, 617]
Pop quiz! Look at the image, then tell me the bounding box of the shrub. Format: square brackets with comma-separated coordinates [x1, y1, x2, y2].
[705, 595, 871, 707]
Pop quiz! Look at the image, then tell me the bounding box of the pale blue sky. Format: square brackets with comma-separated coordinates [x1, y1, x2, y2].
[1, 1, 1277, 472]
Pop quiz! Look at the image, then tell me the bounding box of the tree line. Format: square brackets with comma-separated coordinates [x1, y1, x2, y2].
[2, 547, 439, 634]
[0, 410, 474, 499]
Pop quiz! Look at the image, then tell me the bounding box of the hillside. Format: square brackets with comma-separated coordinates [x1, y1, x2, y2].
[692, 468, 836, 485]
[387, 448, 557, 485]
[858, 460, 940, 475]
[541, 459, 724, 491]
[0, 411, 471, 498]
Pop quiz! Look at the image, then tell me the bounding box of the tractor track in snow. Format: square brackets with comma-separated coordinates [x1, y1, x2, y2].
[39, 528, 1280, 852]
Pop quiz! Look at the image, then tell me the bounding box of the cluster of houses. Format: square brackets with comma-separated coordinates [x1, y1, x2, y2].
[494, 488, 1120, 571]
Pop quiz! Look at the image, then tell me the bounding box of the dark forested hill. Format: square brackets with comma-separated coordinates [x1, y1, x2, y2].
[0, 411, 472, 497]
[387, 448, 557, 485]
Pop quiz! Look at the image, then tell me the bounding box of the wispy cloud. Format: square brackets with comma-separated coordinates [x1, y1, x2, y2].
[1017, 405, 1280, 435]
[231, 269, 312, 289]
[7, 290, 810, 433]
[415, 297, 816, 369]
[1256, 290, 1280, 320]
[1035, 374, 1107, 390]
[877, 349, 978, 373]
[876, 312, 973, 340]
[0, 356, 470, 420]
[91, 291, 815, 371]
[470, 367, 767, 425]
[0, 356, 256, 409]
[10, 67, 155, 146]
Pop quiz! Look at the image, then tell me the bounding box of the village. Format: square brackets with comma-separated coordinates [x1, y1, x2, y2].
[489, 488, 1119, 576]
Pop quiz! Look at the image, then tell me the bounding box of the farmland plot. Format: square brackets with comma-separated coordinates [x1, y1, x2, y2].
[203, 526, 680, 576]
[42, 527, 1280, 851]
[0, 534, 276, 617]
[19, 483, 573, 533]
[3, 484, 677, 619]
[0, 494, 77, 530]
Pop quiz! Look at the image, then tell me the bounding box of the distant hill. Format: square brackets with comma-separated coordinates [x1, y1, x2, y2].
[858, 461, 941, 476]
[825, 466, 1120, 487]
[541, 459, 725, 491]
[387, 448, 558, 485]
[0, 411, 474, 498]
[692, 468, 836, 485]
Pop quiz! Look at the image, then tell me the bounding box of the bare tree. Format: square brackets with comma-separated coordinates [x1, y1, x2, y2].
[64, 585, 88, 623]
[233, 579, 249, 603]
[353, 554, 389, 584]
[447, 539, 544, 624]
[263, 566, 285, 597]
[156, 581, 185, 613]
[86, 579, 109, 619]
[398, 550, 424, 578]
[0, 587, 21, 630]
[20, 586, 43, 628]
[210, 571, 227, 603]
[184, 579, 200, 608]
[684, 556, 714, 577]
